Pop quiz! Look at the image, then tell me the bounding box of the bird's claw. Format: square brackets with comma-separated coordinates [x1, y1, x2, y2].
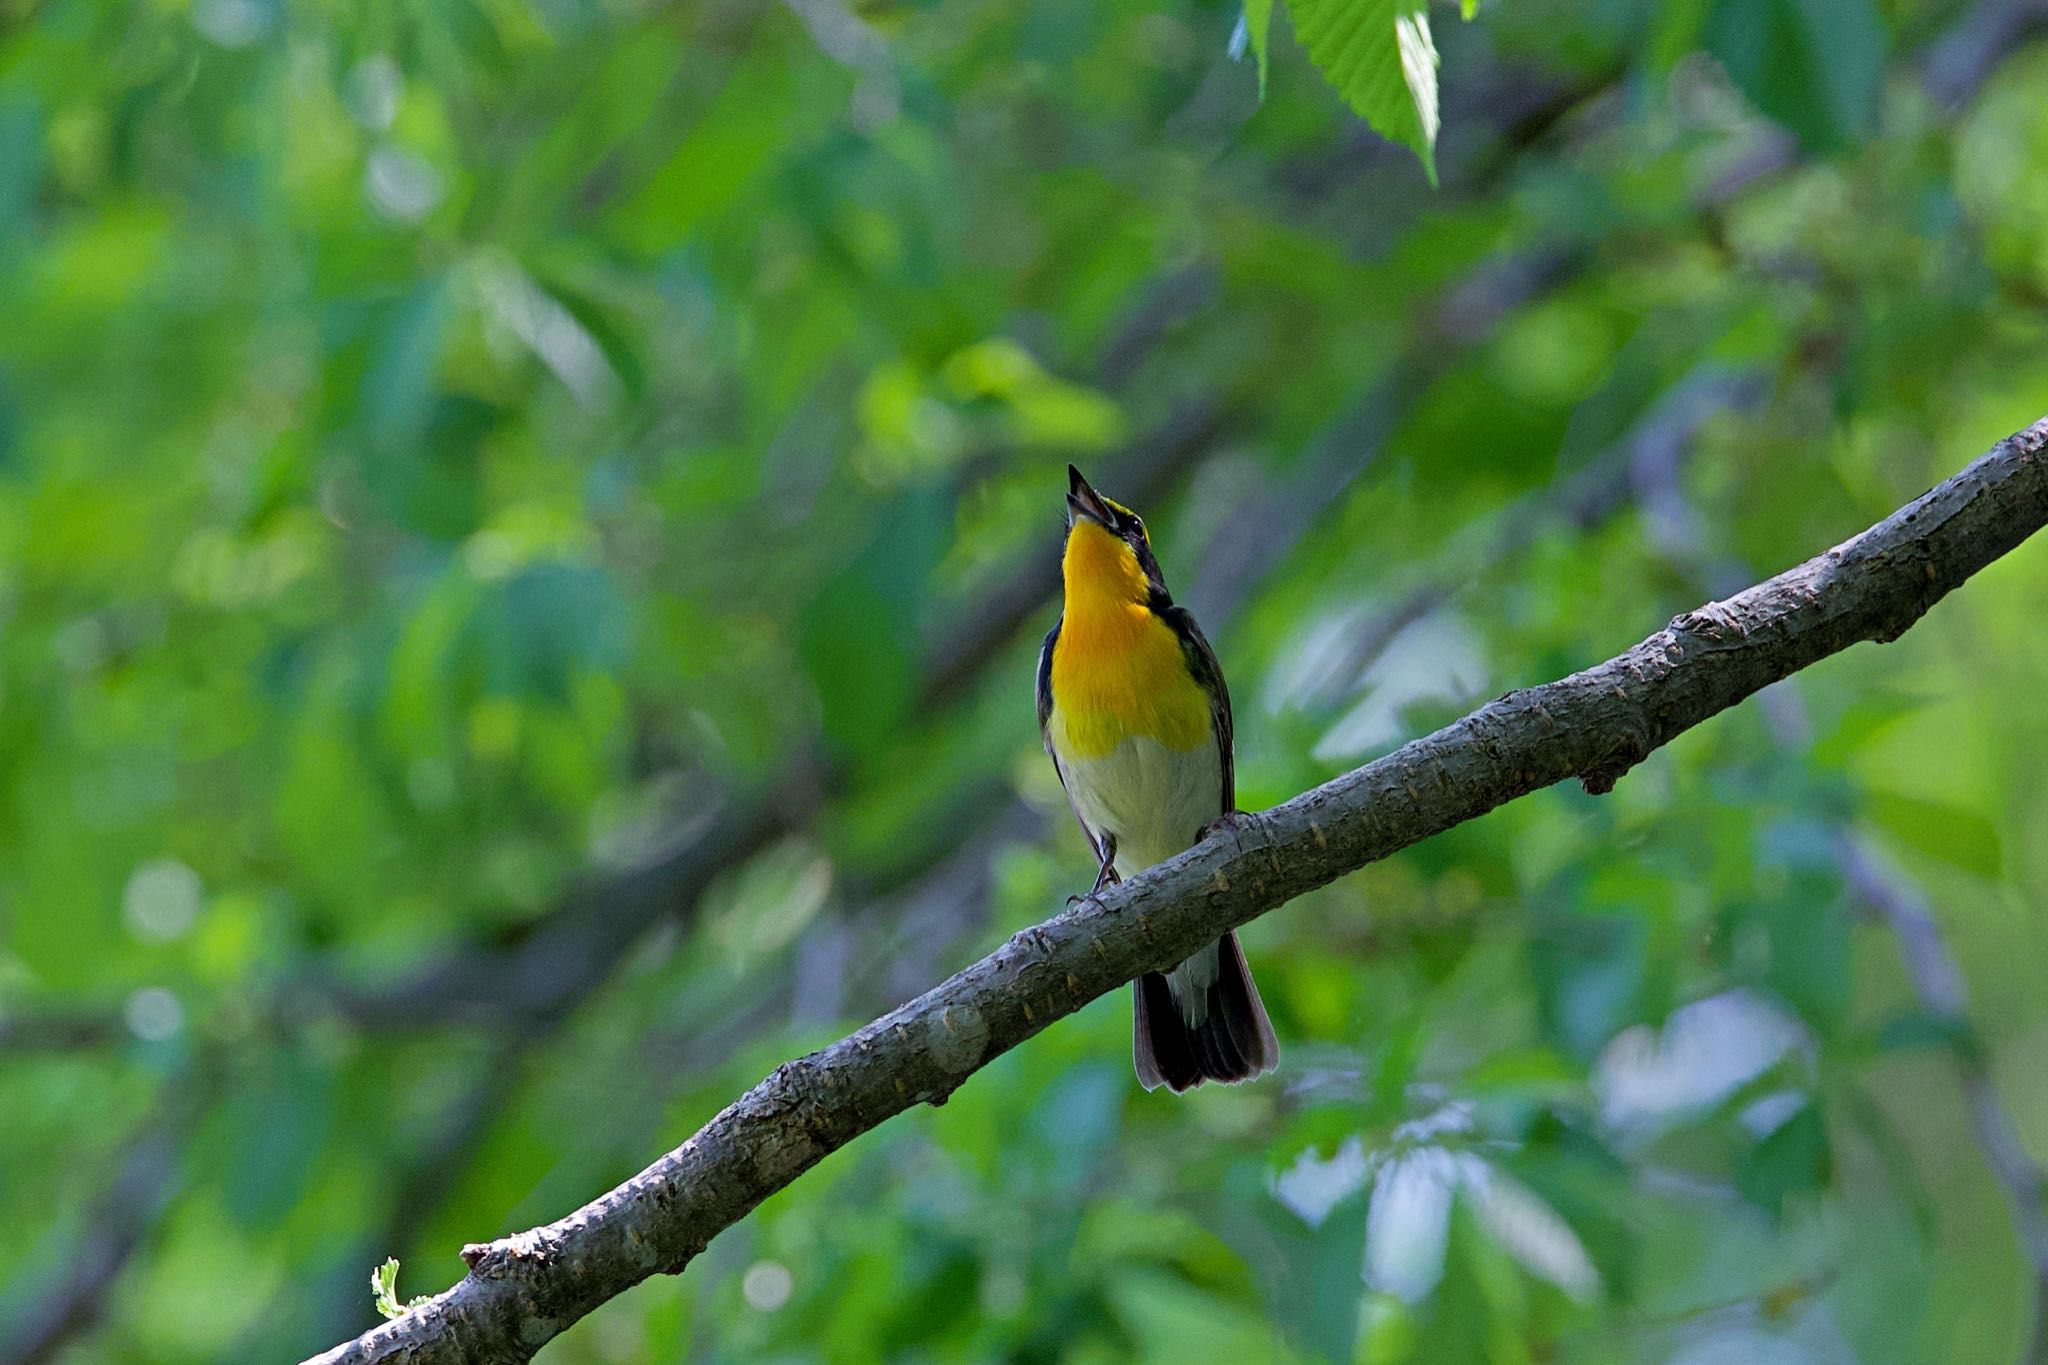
[1067, 844, 1120, 912]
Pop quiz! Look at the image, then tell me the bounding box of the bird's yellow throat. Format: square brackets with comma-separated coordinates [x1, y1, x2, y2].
[1050, 521, 1212, 758]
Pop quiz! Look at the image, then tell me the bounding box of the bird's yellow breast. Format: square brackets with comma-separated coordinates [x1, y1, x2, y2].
[1056, 589, 1212, 757]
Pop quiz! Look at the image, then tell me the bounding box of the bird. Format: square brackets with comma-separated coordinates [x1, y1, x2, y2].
[1037, 464, 1278, 1092]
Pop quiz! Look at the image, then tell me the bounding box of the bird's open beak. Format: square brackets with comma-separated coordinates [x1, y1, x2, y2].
[1067, 465, 1113, 528]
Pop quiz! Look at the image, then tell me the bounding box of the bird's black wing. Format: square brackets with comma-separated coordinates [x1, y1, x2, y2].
[1038, 617, 1108, 865]
[1036, 617, 1059, 737]
[1162, 605, 1233, 812]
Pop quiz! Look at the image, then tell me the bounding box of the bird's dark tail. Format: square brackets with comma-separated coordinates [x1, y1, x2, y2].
[1132, 931, 1278, 1092]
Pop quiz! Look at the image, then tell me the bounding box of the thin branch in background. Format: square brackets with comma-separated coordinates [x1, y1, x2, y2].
[1920, 0, 2048, 107]
[777, 0, 898, 129]
[1629, 381, 2048, 1356]
[0, 1005, 128, 1057]
[1833, 834, 2048, 1263]
[0, 1061, 212, 1365]
[1693, 0, 2048, 222]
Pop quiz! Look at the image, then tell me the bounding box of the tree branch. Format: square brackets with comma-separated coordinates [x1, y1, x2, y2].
[303, 416, 2048, 1364]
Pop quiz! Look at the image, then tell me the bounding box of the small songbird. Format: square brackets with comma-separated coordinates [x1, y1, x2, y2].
[1037, 465, 1278, 1091]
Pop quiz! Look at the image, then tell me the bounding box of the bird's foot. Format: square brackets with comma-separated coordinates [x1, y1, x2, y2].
[1067, 847, 1120, 911]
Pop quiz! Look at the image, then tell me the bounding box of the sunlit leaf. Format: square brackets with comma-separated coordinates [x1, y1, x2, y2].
[1284, 0, 1440, 182]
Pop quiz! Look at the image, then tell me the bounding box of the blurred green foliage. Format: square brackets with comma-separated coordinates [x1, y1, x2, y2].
[2, 0, 2048, 1361]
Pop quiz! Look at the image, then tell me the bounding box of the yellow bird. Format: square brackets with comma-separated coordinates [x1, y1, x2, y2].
[1037, 465, 1278, 1091]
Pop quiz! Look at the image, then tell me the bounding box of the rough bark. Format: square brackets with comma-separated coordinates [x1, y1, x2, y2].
[303, 415, 2048, 1365]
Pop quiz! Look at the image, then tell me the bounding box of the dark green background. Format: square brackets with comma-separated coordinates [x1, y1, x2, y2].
[3, 0, 2048, 1359]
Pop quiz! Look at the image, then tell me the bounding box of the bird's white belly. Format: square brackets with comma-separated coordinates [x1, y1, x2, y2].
[1057, 732, 1223, 877]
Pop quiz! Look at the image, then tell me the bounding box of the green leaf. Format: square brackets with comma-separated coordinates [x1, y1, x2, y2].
[1750, 868, 1853, 1030]
[1736, 1102, 1832, 1218]
[1867, 792, 2003, 878]
[1284, 0, 1440, 183]
[1529, 911, 1649, 1059]
[217, 1054, 334, 1227]
[1704, 0, 1887, 153]
[1250, 1179, 1373, 1362]
[1244, 0, 1275, 97]
[1644, 0, 1711, 76]
[797, 486, 948, 754]
[371, 1258, 430, 1320]
[608, 57, 806, 256]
